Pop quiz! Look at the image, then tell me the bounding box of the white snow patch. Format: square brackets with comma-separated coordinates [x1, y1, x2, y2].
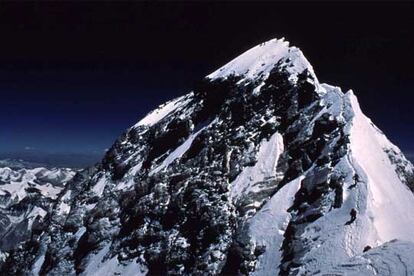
[82, 244, 147, 276]
[74, 226, 87, 241]
[150, 125, 208, 176]
[58, 201, 71, 215]
[251, 176, 302, 275]
[116, 161, 144, 191]
[230, 132, 284, 200]
[129, 161, 143, 175]
[82, 244, 111, 276]
[31, 254, 45, 275]
[92, 176, 107, 196]
[36, 183, 62, 199]
[252, 82, 265, 95]
[134, 95, 191, 128]
[27, 206, 47, 219]
[84, 203, 97, 211]
[0, 181, 31, 201]
[56, 190, 72, 215]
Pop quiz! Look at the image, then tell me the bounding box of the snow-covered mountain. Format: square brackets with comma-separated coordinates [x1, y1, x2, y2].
[1, 38, 414, 275]
[0, 164, 75, 261]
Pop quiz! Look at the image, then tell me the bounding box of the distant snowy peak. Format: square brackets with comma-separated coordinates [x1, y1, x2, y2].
[207, 38, 318, 84]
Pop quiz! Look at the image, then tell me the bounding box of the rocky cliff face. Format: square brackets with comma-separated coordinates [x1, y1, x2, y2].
[1, 38, 414, 275]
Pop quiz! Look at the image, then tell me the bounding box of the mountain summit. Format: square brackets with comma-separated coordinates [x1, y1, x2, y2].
[2, 38, 414, 275]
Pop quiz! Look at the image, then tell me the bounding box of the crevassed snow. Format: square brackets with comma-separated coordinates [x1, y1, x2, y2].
[207, 38, 317, 84]
[250, 176, 302, 276]
[347, 91, 414, 244]
[230, 132, 284, 200]
[133, 94, 191, 128]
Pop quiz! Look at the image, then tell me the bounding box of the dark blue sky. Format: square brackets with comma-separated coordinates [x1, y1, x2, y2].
[0, 2, 413, 164]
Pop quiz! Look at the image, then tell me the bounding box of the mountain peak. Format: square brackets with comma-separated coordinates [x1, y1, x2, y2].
[207, 38, 317, 85]
[2, 38, 414, 276]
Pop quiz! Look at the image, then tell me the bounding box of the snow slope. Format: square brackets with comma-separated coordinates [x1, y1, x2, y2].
[348, 91, 414, 244]
[250, 176, 302, 276]
[320, 239, 414, 275]
[230, 132, 284, 201]
[207, 38, 316, 83]
[133, 94, 193, 128]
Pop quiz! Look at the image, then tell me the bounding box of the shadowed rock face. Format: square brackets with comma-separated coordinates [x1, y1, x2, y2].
[1, 39, 414, 275]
